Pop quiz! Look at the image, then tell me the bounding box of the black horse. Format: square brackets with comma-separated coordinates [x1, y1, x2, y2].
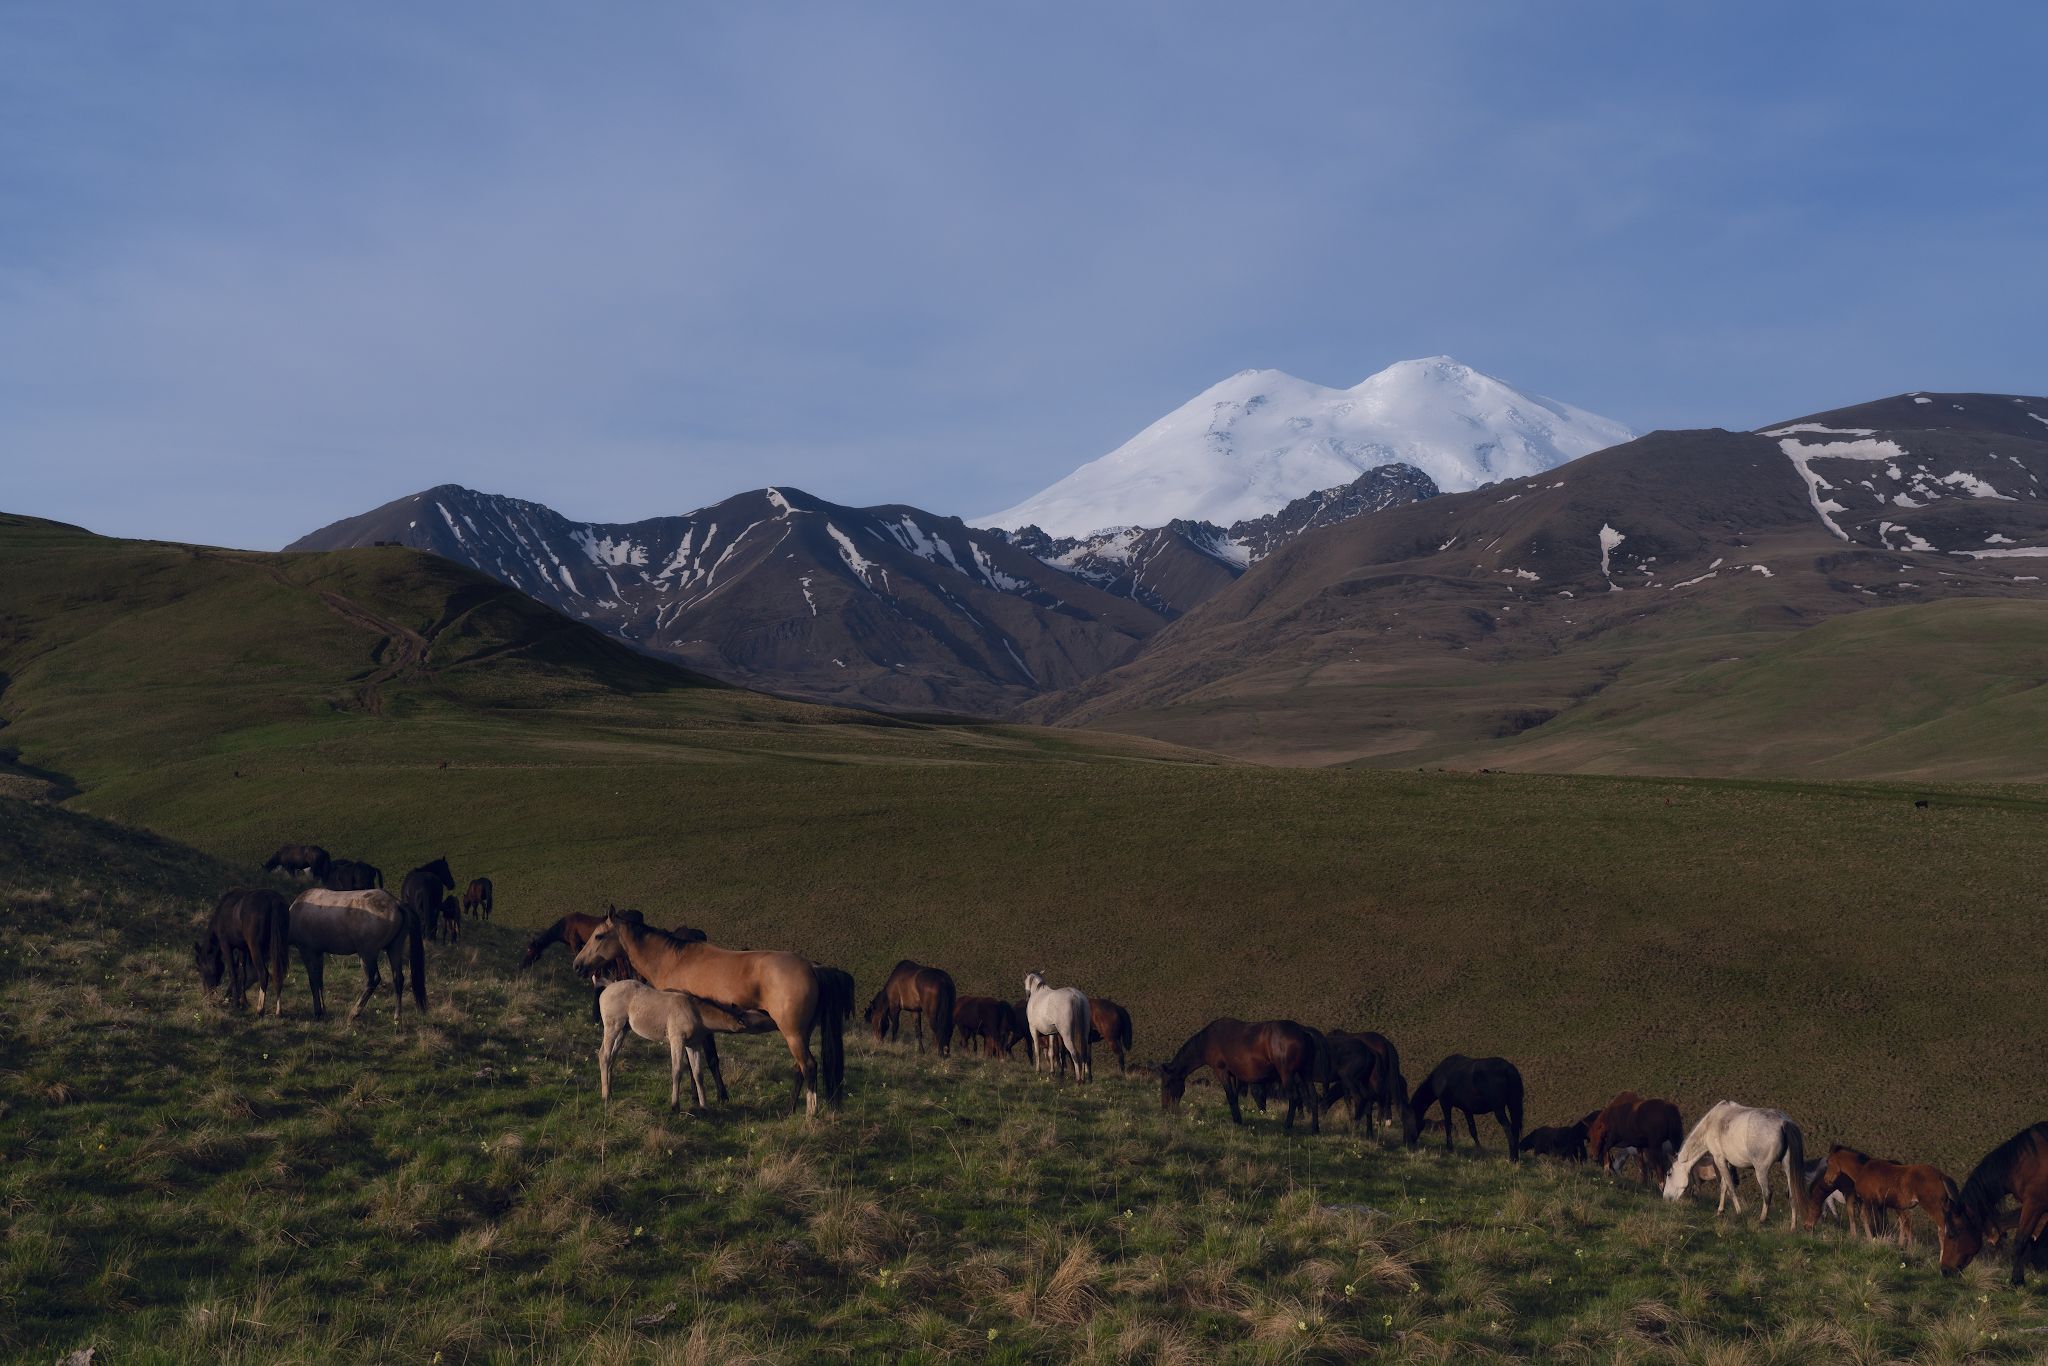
[1408, 1054, 1524, 1159]
[194, 888, 291, 1014]
[263, 843, 330, 881]
[1522, 1114, 1595, 1163]
[325, 859, 383, 891]
[400, 856, 456, 943]
[1320, 1029, 1410, 1131]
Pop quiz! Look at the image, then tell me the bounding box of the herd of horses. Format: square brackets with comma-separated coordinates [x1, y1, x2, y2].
[195, 850, 2048, 1288]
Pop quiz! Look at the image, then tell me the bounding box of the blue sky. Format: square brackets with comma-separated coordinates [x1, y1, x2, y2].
[3, 2, 2044, 548]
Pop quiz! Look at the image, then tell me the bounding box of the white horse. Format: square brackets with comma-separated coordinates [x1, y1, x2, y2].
[1023, 972, 1091, 1082]
[1662, 1100, 1809, 1229]
[286, 888, 426, 1024]
[596, 981, 717, 1112]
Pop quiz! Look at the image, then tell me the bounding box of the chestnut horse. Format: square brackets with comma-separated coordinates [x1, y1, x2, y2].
[1087, 997, 1134, 1074]
[1806, 1145, 1957, 1251]
[1942, 1121, 2048, 1283]
[573, 914, 846, 1114]
[954, 995, 1025, 1058]
[1408, 1055, 1523, 1157]
[1159, 1019, 1322, 1132]
[194, 888, 291, 1015]
[864, 959, 957, 1056]
[1588, 1091, 1684, 1185]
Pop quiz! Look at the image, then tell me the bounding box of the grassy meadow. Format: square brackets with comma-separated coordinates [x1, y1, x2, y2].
[6, 796, 2048, 1364]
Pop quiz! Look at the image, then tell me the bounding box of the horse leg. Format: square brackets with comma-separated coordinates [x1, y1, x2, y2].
[1466, 1109, 1483, 1152]
[1443, 1104, 1455, 1151]
[668, 1027, 683, 1112]
[2013, 1200, 2048, 1287]
[388, 941, 405, 1024]
[780, 1025, 818, 1119]
[1224, 1077, 1244, 1126]
[685, 1043, 707, 1110]
[303, 948, 326, 1019]
[599, 1017, 621, 1102]
[914, 1008, 925, 1053]
[702, 1033, 729, 1102]
[347, 952, 379, 1023]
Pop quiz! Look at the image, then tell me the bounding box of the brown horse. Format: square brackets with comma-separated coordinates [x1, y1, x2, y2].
[194, 888, 291, 1015]
[863, 959, 957, 1056]
[400, 856, 457, 943]
[1407, 1055, 1524, 1157]
[1588, 1091, 1684, 1185]
[573, 914, 847, 1114]
[954, 995, 1025, 1058]
[1522, 1115, 1594, 1163]
[1806, 1145, 1958, 1252]
[263, 843, 330, 881]
[1943, 1121, 2048, 1283]
[1321, 1030, 1410, 1132]
[462, 877, 494, 918]
[1087, 997, 1134, 1074]
[1159, 1019, 1323, 1132]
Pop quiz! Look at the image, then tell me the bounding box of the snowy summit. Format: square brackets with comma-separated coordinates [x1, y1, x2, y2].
[979, 356, 1635, 537]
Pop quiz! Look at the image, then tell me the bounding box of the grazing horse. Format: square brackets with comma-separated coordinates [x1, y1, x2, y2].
[263, 843, 330, 881]
[462, 877, 494, 919]
[953, 995, 1022, 1058]
[1663, 1101, 1810, 1229]
[1408, 1055, 1523, 1158]
[572, 914, 846, 1115]
[1943, 1122, 2048, 1282]
[400, 857, 457, 943]
[521, 909, 673, 1021]
[324, 859, 383, 891]
[1022, 972, 1091, 1082]
[286, 887, 426, 1023]
[1321, 1030, 1409, 1131]
[1087, 997, 1134, 1074]
[1522, 1116, 1592, 1163]
[864, 959, 957, 1056]
[194, 888, 290, 1015]
[1807, 1145, 1957, 1252]
[1160, 1019, 1322, 1131]
[1588, 1091, 1684, 1185]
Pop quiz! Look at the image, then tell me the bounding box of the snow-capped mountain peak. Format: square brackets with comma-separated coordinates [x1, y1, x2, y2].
[978, 356, 1634, 537]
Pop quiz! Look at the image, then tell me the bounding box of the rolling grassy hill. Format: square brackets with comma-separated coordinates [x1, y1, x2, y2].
[3, 511, 2047, 1187]
[7, 797, 2047, 1362]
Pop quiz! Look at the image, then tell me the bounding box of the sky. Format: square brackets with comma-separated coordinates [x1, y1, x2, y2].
[3, 2, 2045, 549]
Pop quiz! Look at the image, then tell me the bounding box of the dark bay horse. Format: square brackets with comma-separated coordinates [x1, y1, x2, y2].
[521, 909, 675, 1020]
[286, 887, 426, 1023]
[1321, 1030, 1409, 1131]
[573, 914, 847, 1114]
[1088, 997, 1134, 1074]
[864, 959, 956, 1056]
[955, 995, 1025, 1058]
[1159, 1019, 1323, 1132]
[400, 856, 457, 943]
[194, 888, 290, 1015]
[1522, 1114, 1596, 1163]
[1942, 1121, 2048, 1283]
[1587, 1091, 1684, 1184]
[324, 859, 383, 891]
[1408, 1055, 1524, 1158]
[462, 877, 494, 918]
[264, 843, 330, 881]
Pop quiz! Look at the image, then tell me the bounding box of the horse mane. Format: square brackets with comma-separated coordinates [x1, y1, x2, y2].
[1162, 1024, 1213, 1078]
[1959, 1123, 2048, 1224]
[523, 917, 570, 959]
[618, 916, 704, 952]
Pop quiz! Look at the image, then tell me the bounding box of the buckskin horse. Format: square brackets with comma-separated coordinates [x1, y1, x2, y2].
[1942, 1122, 2048, 1283]
[285, 887, 427, 1024]
[571, 913, 847, 1114]
[194, 887, 291, 1015]
[1662, 1101, 1810, 1229]
[399, 856, 457, 943]
[864, 959, 957, 1056]
[1587, 1091, 1684, 1185]
[1408, 1055, 1523, 1157]
[1159, 1019, 1322, 1132]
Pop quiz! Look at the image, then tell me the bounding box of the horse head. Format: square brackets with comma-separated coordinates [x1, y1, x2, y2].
[1023, 971, 1045, 998]
[572, 919, 625, 975]
[194, 938, 225, 991]
[864, 992, 891, 1037]
[1157, 1062, 1186, 1110]
[1940, 1203, 1988, 1276]
[1659, 1157, 1690, 1202]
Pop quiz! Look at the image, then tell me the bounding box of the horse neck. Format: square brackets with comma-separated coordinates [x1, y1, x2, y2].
[530, 919, 569, 954]
[1166, 1028, 1211, 1077]
[612, 919, 684, 983]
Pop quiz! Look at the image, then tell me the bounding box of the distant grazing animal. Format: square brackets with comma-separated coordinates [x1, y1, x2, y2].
[595, 981, 727, 1112]
[954, 995, 1024, 1058]
[1159, 1019, 1322, 1131]
[1944, 1122, 2048, 1282]
[1022, 972, 1091, 1083]
[1522, 1116, 1593, 1163]
[1807, 1145, 1957, 1252]
[263, 843, 330, 881]
[1320, 1030, 1409, 1131]
[1408, 1055, 1523, 1157]
[1663, 1101, 1810, 1229]
[324, 859, 383, 891]
[194, 888, 290, 1015]
[1086, 997, 1134, 1074]
[462, 877, 494, 918]
[572, 914, 847, 1114]
[864, 959, 957, 1056]
[521, 908, 664, 1021]
[399, 857, 457, 943]
[286, 887, 426, 1023]
[1587, 1092, 1684, 1185]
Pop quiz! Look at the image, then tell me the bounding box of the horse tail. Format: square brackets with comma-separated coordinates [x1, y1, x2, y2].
[931, 973, 956, 1057]
[1117, 1006, 1133, 1054]
[265, 895, 291, 1012]
[1783, 1119, 1810, 1225]
[817, 967, 851, 1107]
[407, 906, 428, 1012]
